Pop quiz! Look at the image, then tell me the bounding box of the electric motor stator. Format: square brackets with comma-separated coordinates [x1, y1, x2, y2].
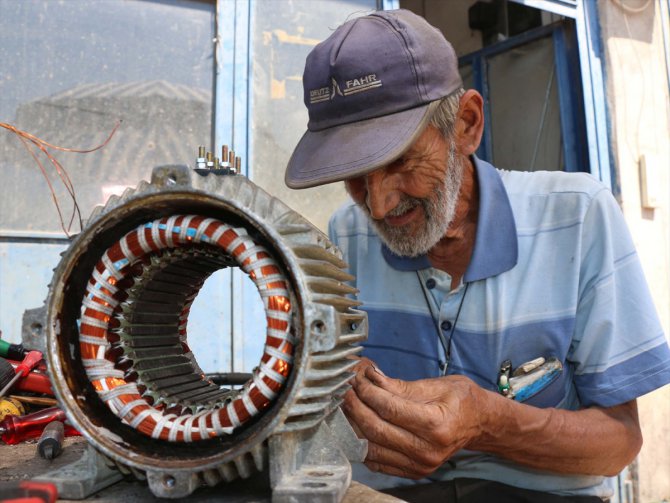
[45, 160, 367, 500]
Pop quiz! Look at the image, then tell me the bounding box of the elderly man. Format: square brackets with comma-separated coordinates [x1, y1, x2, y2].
[285, 9, 670, 503]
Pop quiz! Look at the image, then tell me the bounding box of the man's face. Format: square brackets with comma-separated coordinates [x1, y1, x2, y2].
[344, 125, 464, 257]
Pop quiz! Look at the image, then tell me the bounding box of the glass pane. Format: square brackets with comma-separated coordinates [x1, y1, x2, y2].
[249, 0, 378, 233]
[0, 0, 215, 234]
[487, 35, 563, 172]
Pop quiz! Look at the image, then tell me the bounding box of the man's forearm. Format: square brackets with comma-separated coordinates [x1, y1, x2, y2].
[347, 365, 643, 479]
[470, 394, 642, 476]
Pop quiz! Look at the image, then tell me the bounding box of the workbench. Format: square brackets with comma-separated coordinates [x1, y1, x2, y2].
[0, 437, 402, 502]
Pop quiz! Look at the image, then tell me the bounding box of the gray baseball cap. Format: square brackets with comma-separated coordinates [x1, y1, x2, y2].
[285, 9, 462, 189]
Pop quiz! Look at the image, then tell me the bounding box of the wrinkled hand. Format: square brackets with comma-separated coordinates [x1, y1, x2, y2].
[343, 356, 378, 439]
[343, 364, 489, 479]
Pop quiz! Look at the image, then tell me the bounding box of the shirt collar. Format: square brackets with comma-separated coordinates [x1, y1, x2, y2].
[381, 155, 518, 281]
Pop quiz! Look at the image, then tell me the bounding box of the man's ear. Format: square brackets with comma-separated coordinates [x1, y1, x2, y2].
[455, 90, 484, 156]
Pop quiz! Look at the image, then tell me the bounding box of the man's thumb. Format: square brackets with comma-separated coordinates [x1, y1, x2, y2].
[365, 365, 409, 396]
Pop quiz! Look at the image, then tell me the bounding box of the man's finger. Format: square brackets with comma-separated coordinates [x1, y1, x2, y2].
[363, 366, 450, 402]
[354, 372, 439, 438]
[365, 440, 436, 478]
[361, 365, 409, 395]
[347, 356, 378, 376]
[342, 401, 366, 439]
[343, 385, 434, 455]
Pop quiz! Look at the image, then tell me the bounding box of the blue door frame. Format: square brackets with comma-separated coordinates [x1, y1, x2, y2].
[385, 0, 613, 187]
[509, 0, 616, 189]
[458, 21, 589, 174]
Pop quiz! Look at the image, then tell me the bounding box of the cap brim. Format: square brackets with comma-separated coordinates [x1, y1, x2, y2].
[285, 100, 440, 189]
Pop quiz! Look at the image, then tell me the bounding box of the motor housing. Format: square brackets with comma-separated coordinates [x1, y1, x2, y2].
[45, 163, 367, 499]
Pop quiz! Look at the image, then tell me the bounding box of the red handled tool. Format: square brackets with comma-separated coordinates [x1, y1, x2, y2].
[7, 359, 53, 395]
[0, 407, 80, 445]
[8, 358, 48, 374]
[0, 481, 58, 503]
[0, 351, 42, 397]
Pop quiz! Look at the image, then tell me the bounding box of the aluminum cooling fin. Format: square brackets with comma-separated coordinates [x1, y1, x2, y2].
[41, 150, 368, 501]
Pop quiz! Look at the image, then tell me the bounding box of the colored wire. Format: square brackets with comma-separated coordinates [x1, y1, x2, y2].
[1, 121, 121, 236]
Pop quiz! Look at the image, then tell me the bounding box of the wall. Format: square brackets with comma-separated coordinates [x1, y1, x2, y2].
[598, 0, 670, 500]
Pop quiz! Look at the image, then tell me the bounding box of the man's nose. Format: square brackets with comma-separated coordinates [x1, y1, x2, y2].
[365, 170, 398, 220]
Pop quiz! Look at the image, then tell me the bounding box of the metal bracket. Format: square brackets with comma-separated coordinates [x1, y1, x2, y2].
[33, 443, 123, 500]
[269, 407, 367, 503]
[21, 305, 47, 354]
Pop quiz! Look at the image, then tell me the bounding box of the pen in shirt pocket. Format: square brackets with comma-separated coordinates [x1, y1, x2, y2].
[497, 357, 563, 402]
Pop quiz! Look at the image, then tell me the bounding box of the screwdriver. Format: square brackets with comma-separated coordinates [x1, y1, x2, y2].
[0, 339, 26, 361]
[7, 359, 53, 395]
[0, 357, 14, 390]
[8, 356, 48, 374]
[0, 350, 42, 397]
[0, 407, 80, 445]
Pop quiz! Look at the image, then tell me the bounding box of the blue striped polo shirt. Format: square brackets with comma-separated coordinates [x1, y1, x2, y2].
[328, 156, 670, 498]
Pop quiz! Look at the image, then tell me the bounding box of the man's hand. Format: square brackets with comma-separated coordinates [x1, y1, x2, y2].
[343, 362, 487, 479]
[343, 359, 642, 479]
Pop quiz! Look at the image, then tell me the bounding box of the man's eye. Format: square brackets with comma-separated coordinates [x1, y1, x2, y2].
[395, 159, 418, 175]
[388, 157, 407, 172]
[345, 178, 365, 197]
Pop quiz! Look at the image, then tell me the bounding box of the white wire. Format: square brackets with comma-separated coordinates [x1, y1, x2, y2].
[610, 0, 653, 14]
[530, 63, 556, 171]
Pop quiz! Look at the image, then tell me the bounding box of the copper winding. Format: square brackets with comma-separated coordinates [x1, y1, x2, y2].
[78, 215, 294, 442]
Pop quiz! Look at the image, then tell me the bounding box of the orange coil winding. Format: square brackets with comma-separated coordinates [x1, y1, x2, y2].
[79, 215, 294, 441]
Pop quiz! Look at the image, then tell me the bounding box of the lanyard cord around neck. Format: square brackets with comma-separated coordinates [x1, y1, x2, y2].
[416, 272, 470, 375]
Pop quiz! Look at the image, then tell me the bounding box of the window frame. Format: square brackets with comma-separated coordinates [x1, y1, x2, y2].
[509, 0, 616, 189]
[458, 20, 589, 174]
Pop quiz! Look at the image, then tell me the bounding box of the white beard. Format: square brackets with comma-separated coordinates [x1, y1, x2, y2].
[367, 139, 463, 257]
